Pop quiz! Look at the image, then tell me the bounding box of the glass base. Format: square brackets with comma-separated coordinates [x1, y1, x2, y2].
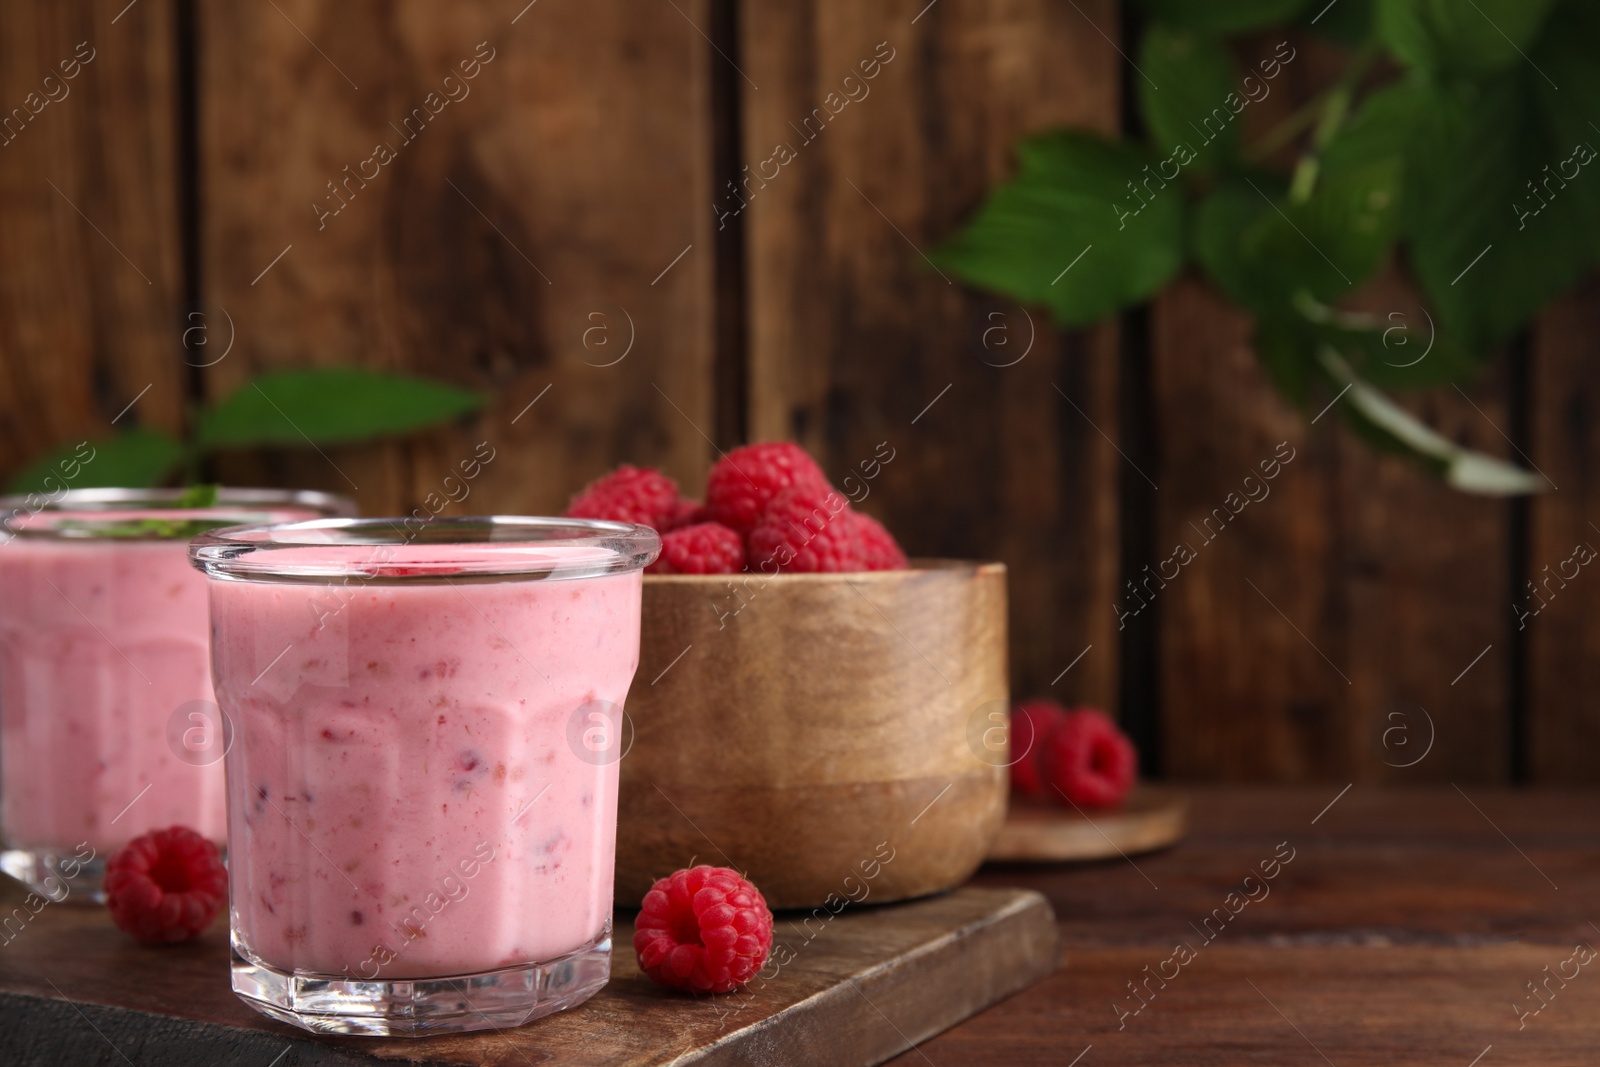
[230, 925, 612, 1036]
[0, 847, 107, 904]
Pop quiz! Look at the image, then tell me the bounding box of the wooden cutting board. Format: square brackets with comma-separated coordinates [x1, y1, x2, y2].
[987, 787, 1188, 862]
[0, 883, 1055, 1066]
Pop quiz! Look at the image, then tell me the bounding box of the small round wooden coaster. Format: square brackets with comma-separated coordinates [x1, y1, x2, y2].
[985, 786, 1187, 862]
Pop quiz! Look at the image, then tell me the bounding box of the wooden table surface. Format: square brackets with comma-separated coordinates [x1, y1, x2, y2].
[889, 787, 1600, 1067]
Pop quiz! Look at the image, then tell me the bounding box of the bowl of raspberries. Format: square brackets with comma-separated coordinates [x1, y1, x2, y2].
[563, 442, 908, 577]
[564, 442, 1009, 910]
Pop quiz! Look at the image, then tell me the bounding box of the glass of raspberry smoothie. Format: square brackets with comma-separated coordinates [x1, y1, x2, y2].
[0, 488, 354, 902]
[190, 516, 658, 1036]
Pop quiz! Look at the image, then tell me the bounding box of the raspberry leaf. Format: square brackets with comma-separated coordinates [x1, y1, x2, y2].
[195, 368, 482, 449]
[5, 427, 182, 493]
[1376, 0, 1559, 75]
[1137, 26, 1240, 169]
[935, 131, 1186, 326]
[1403, 71, 1595, 353]
[1301, 0, 1374, 46]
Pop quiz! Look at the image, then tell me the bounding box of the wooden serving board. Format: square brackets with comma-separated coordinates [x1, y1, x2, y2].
[0, 884, 1055, 1066]
[986, 787, 1188, 863]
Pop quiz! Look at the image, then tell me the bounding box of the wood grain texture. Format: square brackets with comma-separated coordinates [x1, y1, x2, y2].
[0, 0, 185, 479]
[886, 786, 1600, 1065]
[1144, 36, 1516, 785]
[993, 786, 1600, 948]
[737, 0, 1123, 714]
[1526, 278, 1600, 783]
[619, 563, 1008, 908]
[0, 884, 1057, 1066]
[893, 944, 1598, 1066]
[987, 786, 1186, 862]
[1152, 278, 1513, 783]
[199, 0, 717, 517]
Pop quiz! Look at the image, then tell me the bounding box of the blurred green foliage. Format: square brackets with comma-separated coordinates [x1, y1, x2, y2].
[938, 0, 1598, 493]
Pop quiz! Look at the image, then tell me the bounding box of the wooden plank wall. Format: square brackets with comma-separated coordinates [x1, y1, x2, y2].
[1149, 38, 1514, 784]
[0, 1, 186, 480]
[0, 1, 1592, 784]
[1528, 279, 1600, 784]
[738, 0, 1123, 716]
[199, 0, 717, 515]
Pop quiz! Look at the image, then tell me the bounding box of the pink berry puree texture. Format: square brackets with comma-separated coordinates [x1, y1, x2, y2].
[208, 556, 642, 979]
[0, 536, 223, 851]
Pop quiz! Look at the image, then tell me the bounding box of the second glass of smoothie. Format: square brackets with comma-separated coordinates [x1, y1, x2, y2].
[190, 516, 658, 1036]
[0, 487, 354, 901]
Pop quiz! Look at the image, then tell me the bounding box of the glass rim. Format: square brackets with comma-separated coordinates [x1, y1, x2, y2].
[189, 516, 660, 584]
[0, 487, 357, 542]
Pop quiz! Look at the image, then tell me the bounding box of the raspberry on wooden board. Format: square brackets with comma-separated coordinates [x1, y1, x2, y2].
[634, 865, 774, 994]
[104, 826, 228, 945]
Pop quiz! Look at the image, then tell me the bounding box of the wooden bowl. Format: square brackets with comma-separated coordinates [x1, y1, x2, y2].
[616, 561, 1008, 909]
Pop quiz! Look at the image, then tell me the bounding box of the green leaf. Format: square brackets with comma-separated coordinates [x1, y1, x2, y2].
[1249, 92, 1407, 300]
[1403, 71, 1595, 352]
[1322, 78, 1427, 174]
[195, 368, 483, 450]
[1138, 0, 1311, 34]
[1302, 0, 1374, 46]
[1247, 165, 1399, 302]
[54, 516, 240, 540]
[936, 131, 1186, 326]
[1194, 77, 1410, 315]
[6, 428, 182, 493]
[1137, 26, 1240, 169]
[1193, 107, 1404, 314]
[1376, 0, 1559, 75]
[1319, 349, 1546, 494]
[1194, 177, 1282, 313]
[175, 483, 220, 508]
[1255, 301, 1479, 424]
[1530, 0, 1600, 257]
[1334, 319, 1481, 391]
[1291, 294, 1483, 389]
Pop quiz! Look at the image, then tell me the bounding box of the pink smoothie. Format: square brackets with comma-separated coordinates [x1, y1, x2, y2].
[0, 534, 221, 850]
[0, 497, 345, 854]
[208, 547, 642, 979]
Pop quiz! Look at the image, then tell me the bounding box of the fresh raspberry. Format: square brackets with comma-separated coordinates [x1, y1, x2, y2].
[705, 442, 832, 534]
[634, 865, 773, 994]
[648, 521, 745, 575]
[664, 498, 708, 531]
[746, 486, 863, 573]
[565, 465, 680, 530]
[1009, 699, 1069, 800]
[850, 511, 908, 570]
[1045, 709, 1137, 809]
[104, 826, 228, 945]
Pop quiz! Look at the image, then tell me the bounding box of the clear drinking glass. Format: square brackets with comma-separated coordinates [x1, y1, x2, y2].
[0, 488, 354, 902]
[189, 517, 658, 1036]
